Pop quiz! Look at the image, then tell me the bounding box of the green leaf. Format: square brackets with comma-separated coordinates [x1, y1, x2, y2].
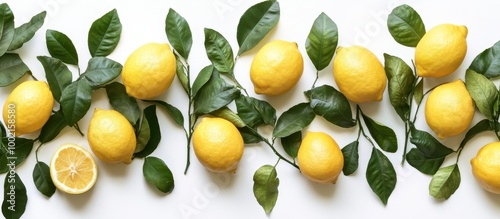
[2, 173, 27, 219]
[341, 141, 359, 175]
[175, 56, 189, 94]
[238, 126, 262, 144]
[193, 74, 240, 115]
[280, 131, 301, 158]
[105, 82, 140, 125]
[0, 138, 34, 173]
[410, 127, 455, 158]
[143, 156, 174, 193]
[304, 85, 355, 128]
[414, 79, 424, 106]
[88, 9, 122, 57]
[361, 113, 398, 153]
[0, 4, 14, 56]
[235, 95, 276, 128]
[383, 54, 414, 120]
[0, 53, 29, 87]
[429, 164, 461, 199]
[0, 147, 8, 174]
[460, 119, 495, 148]
[204, 28, 234, 74]
[236, 0, 280, 56]
[135, 113, 150, 153]
[60, 79, 93, 126]
[469, 40, 500, 79]
[192, 65, 214, 98]
[387, 4, 426, 47]
[366, 148, 397, 205]
[38, 110, 67, 144]
[273, 103, 315, 138]
[46, 29, 78, 65]
[210, 107, 246, 128]
[134, 105, 161, 158]
[465, 69, 497, 120]
[37, 56, 72, 102]
[8, 11, 46, 51]
[406, 148, 445, 175]
[80, 57, 122, 88]
[32, 161, 56, 198]
[165, 9, 192, 59]
[253, 164, 279, 214]
[146, 100, 184, 127]
[305, 12, 338, 71]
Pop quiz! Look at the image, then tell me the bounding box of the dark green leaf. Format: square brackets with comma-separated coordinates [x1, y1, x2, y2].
[236, 0, 280, 56]
[235, 95, 276, 127]
[305, 12, 338, 71]
[37, 56, 72, 102]
[32, 162, 55, 197]
[175, 56, 189, 94]
[273, 103, 315, 138]
[304, 85, 355, 128]
[341, 141, 359, 175]
[46, 29, 78, 65]
[387, 4, 426, 47]
[192, 65, 214, 98]
[465, 69, 497, 120]
[88, 9, 122, 57]
[0, 4, 14, 56]
[8, 11, 46, 51]
[60, 79, 92, 126]
[361, 113, 398, 153]
[253, 164, 279, 214]
[146, 100, 184, 127]
[410, 127, 455, 158]
[469, 40, 500, 78]
[135, 113, 150, 153]
[165, 8, 192, 59]
[429, 164, 460, 199]
[0, 138, 34, 171]
[0, 53, 29, 87]
[414, 79, 424, 106]
[105, 82, 140, 126]
[280, 131, 301, 158]
[38, 110, 67, 144]
[238, 126, 262, 144]
[80, 57, 122, 88]
[2, 173, 27, 219]
[210, 107, 246, 128]
[134, 105, 161, 158]
[193, 75, 240, 115]
[460, 119, 495, 148]
[0, 147, 7, 174]
[143, 156, 174, 193]
[366, 148, 397, 205]
[383, 53, 414, 120]
[406, 148, 445, 175]
[204, 28, 234, 74]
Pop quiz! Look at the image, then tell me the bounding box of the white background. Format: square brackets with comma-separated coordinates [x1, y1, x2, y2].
[3, 0, 500, 218]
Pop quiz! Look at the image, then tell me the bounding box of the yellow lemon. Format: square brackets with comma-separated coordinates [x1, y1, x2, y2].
[415, 24, 468, 78]
[250, 40, 304, 96]
[471, 142, 500, 194]
[193, 117, 244, 173]
[122, 43, 176, 99]
[333, 46, 386, 103]
[50, 143, 98, 194]
[425, 80, 474, 139]
[297, 132, 343, 184]
[87, 109, 136, 164]
[2, 81, 54, 136]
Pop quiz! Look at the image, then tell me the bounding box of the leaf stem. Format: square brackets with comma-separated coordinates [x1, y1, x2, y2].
[28, 71, 39, 81]
[312, 70, 319, 89]
[35, 143, 43, 162]
[182, 59, 195, 175]
[356, 105, 376, 148]
[249, 127, 299, 169]
[73, 123, 84, 136]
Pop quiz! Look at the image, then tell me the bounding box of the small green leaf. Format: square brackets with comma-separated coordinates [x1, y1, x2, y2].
[406, 148, 445, 175]
[134, 105, 161, 158]
[192, 65, 214, 98]
[143, 156, 174, 193]
[236, 0, 280, 56]
[460, 119, 496, 148]
[305, 12, 338, 71]
[280, 131, 301, 158]
[38, 110, 67, 144]
[429, 164, 460, 199]
[60, 79, 93, 126]
[0, 53, 29, 87]
[32, 161, 56, 198]
[414, 79, 424, 106]
[366, 147, 397, 205]
[383, 53, 414, 120]
[210, 107, 246, 128]
[2, 173, 27, 219]
[238, 127, 262, 144]
[145, 100, 184, 127]
[341, 141, 359, 175]
[304, 85, 355, 128]
[0, 4, 14, 56]
[469, 40, 500, 79]
[0, 138, 34, 170]
[253, 164, 279, 214]
[80, 57, 122, 88]
[88, 9, 122, 57]
[166, 9, 192, 59]
[135, 113, 150, 153]
[105, 82, 140, 126]
[410, 127, 454, 158]
[465, 69, 497, 120]
[204, 28, 234, 74]
[37, 56, 72, 102]
[46, 29, 78, 65]
[273, 103, 315, 138]
[175, 56, 189, 94]
[8, 11, 46, 51]
[387, 4, 426, 47]
[361, 113, 398, 153]
[235, 95, 276, 128]
[194, 74, 240, 115]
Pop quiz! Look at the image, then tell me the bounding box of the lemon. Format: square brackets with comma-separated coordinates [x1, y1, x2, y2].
[333, 46, 386, 103]
[122, 43, 176, 99]
[425, 80, 474, 139]
[297, 132, 343, 184]
[415, 24, 468, 78]
[87, 109, 136, 164]
[250, 40, 304, 96]
[192, 117, 244, 173]
[2, 81, 54, 136]
[50, 143, 98, 194]
[471, 142, 500, 194]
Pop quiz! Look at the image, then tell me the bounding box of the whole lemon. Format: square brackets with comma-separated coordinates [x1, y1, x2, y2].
[2, 81, 54, 136]
[471, 142, 500, 194]
[297, 132, 343, 184]
[333, 46, 386, 103]
[192, 117, 244, 173]
[250, 40, 304, 96]
[415, 24, 468, 78]
[122, 43, 176, 99]
[425, 80, 474, 139]
[87, 109, 136, 164]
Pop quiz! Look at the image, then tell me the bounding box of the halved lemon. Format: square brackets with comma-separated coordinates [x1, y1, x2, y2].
[50, 143, 98, 194]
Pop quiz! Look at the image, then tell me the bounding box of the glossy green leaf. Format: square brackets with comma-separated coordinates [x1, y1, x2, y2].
[192, 65, 214, 98]
[366, 148, 397, 205]
[253, 164, 279, 214]
[235, 95, 276, 128]
[429, 164, 460, 199]
[204, 28, 234, 74]
[280, 131, 301, 158]
[38, 110, 67, 144]
[460, 119, 495, 148]
[414, 79, 424, 106]
[88, 9, 122, 57]
[469, 40, 500, 78]
[406, 148, 445, 175]
[134, 105, 161, 158]
[304, 85, 355, 128]
[105, 82, 140, 125]
[46, 29, 78, 65]
[135, 113, 150, 153]
[0, 53, 29, 87]
[238, 126, 262, 144]
[60, 79, 92, 126]
[146, 100, 184, 127]
[361, 113, 398, 153]
[80, 57, 122, 88]
[166, 8, 192, 59]
[384, 53, 414, 120]
[37, 56, 72, 102]
[32, 161, 55, 198]
[465, 69, 497, 120]
[175, 56, 189, 94]
[210, 106, 246, 128]
[8, 11, 46, 51]
[387, 4, 426, 47]
[305, 12, 338, 71]
[0, 147, 7, 174]
[410, 127, 455, 158]
[341, 141, 359, 175]
[2, 173, 27, 219]
[143, 156, 174, 193]
[0, 4, 14, 56]
[273, 103, 315, 138]
[0, 138, 34, 173]
[193, 75, 240, 115]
